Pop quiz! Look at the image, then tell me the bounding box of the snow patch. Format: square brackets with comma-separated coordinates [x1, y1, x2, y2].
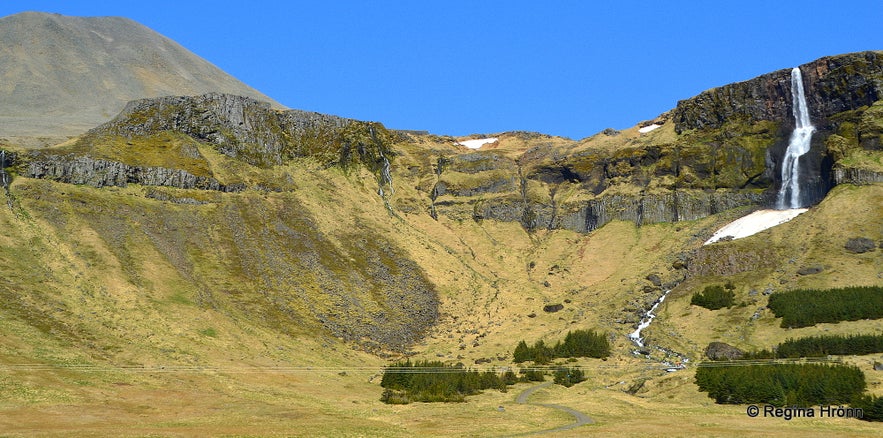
[638, 124, 661, 133]
[456, 138, 498, 149]
[704, 209, 808, 245]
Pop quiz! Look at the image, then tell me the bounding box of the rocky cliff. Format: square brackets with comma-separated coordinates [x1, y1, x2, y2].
[411, 52, 883, 232]
[672, 51, 883, 133]
[20, 53, 883, 237]
[95, 93, 393, 169]
[26, 154, 241, 191]
[21, 93, 398, 199]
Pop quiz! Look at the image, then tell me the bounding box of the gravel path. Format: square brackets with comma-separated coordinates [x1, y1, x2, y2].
[512, 381, 593, 435]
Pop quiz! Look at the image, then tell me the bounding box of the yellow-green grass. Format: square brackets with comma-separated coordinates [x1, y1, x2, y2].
[0, 130, 881, 436]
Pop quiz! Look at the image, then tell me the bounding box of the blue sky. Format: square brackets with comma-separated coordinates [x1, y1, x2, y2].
[2, 1, 881, 139]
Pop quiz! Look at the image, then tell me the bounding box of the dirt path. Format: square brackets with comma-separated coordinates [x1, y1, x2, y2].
[512, 381, 593, 435]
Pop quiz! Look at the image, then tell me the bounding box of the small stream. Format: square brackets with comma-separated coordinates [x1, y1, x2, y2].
[627, 289, 671, 348]
[627, 289, 689, 371]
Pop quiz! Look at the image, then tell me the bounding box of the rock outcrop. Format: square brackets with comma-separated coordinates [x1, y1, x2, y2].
[672, 51, 883, 133]
[834, 167, 883, 185]
[705, 342, 745, 361]
[25, 154, 242, 192]
[97, 93, 393, 170]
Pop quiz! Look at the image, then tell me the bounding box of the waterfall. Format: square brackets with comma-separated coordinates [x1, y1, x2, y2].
[776, 67, 815, 210]
[0, 150, 8, 190]
[377, 150, 394, 197]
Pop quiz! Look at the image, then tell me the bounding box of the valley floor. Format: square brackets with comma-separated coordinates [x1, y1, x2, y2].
[2, 353, 881, 437]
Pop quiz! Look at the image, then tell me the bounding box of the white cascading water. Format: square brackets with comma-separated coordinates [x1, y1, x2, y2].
[628, 289, 672, 348]
[776, 67, 815, 209]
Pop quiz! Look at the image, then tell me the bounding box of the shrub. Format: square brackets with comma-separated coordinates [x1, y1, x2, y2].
[553, 367, 586, 387]
[519, 368, 545, 382]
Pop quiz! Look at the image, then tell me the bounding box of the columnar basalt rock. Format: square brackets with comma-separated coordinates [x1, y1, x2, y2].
[672, 52, 883, 133]
[25, 154, 240, 191]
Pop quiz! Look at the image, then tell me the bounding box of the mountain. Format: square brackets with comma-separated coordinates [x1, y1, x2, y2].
[0, 14, 880, 435]
[0, 12, 283, 145]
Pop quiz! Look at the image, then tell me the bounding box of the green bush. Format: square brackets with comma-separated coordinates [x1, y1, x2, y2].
[519, 368, 545, 382]
[690, 285, 735, 310]
[553, 367, 586, 387]
[767, 286, 883, 328]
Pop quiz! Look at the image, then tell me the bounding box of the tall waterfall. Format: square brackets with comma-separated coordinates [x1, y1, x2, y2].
[776, 67, 815, 209]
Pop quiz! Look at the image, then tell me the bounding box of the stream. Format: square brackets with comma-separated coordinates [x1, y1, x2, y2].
[627, 289, 689, 371]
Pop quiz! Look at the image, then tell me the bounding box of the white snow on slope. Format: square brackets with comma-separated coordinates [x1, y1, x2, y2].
[638, 124, 661, 133]
[704, 209, 808, 245]
[457, 138, 498, 149]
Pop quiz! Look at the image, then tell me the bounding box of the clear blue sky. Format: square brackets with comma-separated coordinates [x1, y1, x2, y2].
[2, 1, 881, 139]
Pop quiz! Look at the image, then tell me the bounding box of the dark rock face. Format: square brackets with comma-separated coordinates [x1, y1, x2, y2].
[705, 342, 745, 361]
[673, 52, 883, 133]
[672, 52, 882, 209]
[450, 188, 767, 234]
[25, 154, 240, 192]
[433, 135, 772, 233]
[834, 168, 883, 185]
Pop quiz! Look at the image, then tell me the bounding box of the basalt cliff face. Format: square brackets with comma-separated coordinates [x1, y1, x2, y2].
[672, 52, 883, 133]
[15, 53, 883, 237]
[411, 52, 882, 231]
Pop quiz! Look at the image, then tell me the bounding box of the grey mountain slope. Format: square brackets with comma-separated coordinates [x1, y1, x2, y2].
[0, 11, 285, 145]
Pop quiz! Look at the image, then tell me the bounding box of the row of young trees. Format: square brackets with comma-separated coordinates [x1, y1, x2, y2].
[767, 286, 883, 328]
[513, 329, 610, 363]
[380, 360, 515, 404]
[379, 359, 592, 403]
[744, 334, 883, 359]
[694, 363, 866, 407]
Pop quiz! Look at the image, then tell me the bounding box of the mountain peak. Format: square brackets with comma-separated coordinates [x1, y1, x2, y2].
[0, 11, 284, 144]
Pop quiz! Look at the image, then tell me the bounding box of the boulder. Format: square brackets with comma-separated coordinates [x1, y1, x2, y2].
[845, 237, 876, 254]
[705, 342, 745, 361]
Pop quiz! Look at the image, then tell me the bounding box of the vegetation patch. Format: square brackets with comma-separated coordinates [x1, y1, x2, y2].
[690, 283, 735, 310]
[852, 394, 883, 422]
[552, 367, 586, 387]
[745, 334, 883, 359]
[513, 329, 610, 364]
[695, 363, 866, 407]
[767, 286, 883, 328]
[379, 360, 515, 404]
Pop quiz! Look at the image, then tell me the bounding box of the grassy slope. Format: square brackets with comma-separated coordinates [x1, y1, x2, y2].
[0, 128, 881, 436]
